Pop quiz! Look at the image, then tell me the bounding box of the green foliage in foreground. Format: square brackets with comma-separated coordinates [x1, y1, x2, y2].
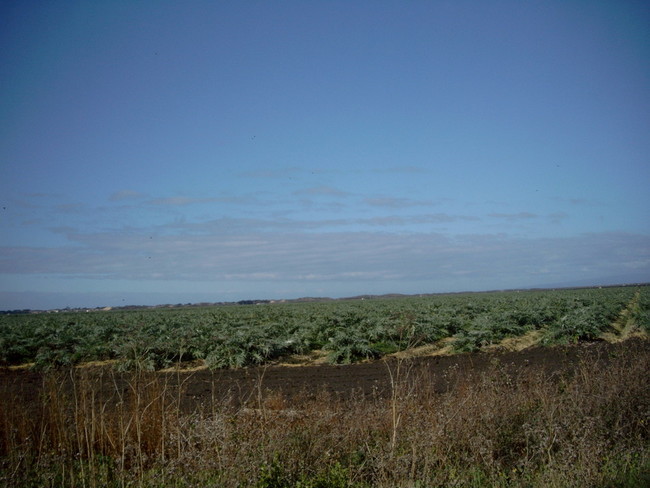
[256, 459, 362, 488]
[5, 453, 647, 488]
[0, 285, 646, 370]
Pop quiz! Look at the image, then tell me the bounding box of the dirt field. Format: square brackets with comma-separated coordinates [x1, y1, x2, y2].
[1, 338, 649, 487]
[2, 338, 647, 413]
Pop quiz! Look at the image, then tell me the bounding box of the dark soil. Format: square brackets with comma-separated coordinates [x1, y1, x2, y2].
[2, 338, 648, 414]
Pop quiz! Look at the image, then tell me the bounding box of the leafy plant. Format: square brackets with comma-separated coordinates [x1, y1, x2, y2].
[0, 286, 643, 369]
[325, 331, 379, 364]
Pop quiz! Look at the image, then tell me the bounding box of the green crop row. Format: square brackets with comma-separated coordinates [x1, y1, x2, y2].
[0, 286, 645, 370]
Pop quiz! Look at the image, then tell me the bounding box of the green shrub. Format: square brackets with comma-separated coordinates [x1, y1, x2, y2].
[325, 331, 379, 364]
[257, 459, 361, 488]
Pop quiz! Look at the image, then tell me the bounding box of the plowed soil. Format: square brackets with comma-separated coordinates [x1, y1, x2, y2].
[2, 338, 648, 415]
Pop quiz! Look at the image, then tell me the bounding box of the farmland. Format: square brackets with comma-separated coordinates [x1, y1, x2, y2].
[1, 285, 649, 486]
[1, 285, 648, 371]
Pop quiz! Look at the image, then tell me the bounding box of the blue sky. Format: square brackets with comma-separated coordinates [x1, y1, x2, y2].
[1, 0, 649, 310]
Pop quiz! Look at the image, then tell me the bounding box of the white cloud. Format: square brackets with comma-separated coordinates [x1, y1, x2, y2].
[1, 229, 648, 289]
[1, 229, 648, 309]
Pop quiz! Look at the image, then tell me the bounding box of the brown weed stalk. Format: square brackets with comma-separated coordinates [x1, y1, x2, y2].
[1, 339, 648, 487]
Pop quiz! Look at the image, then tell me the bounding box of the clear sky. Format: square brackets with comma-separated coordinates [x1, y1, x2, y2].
[1, 0, 649, 310]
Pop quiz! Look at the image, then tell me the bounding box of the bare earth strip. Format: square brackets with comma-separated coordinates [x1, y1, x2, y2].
[2, 338, 648, 415]
[601, 291, 648, 343]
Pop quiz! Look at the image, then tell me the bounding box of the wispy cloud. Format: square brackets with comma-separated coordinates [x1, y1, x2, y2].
[147, 196, 214, 206]
[2, 228, 647, 290]
[488, 211, 570, 225]
[161, 213, 478, 234]
[356, 214, 479, 226]
[109, 190, 146, 202]
[553, 197, 600, 207]
[548, 212, 568, 224]
[293, 186, 351, 197]
[364, 196, 435, 208]
[54, 203, 86, 213]
[146, 194, 263, 206]
[238, 167, 304, 179]
[488, 212, 538, 221]
[48, 226, 77, 235]
[375, 166, 428, 174]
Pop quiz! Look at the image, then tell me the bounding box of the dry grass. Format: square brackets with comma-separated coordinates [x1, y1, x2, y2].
[1, 339, 648, 487]
[483, 329, 546, 353]
[601, 291, 649, 343]
[390, 336, 457, 359]
[275, 349, 330, 367]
